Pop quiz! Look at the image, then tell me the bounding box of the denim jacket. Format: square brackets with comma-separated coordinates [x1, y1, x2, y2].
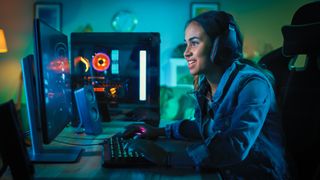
[165, 61, 288, 179]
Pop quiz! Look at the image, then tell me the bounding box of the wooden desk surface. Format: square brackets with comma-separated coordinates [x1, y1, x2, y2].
[2, 121, 221, 180]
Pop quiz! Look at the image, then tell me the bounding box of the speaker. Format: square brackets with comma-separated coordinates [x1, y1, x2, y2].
[0, 100, 34, 179]
[74, 85, 103, 135]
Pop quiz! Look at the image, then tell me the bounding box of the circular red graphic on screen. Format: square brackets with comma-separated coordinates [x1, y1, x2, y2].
[92, 53, 110, 72]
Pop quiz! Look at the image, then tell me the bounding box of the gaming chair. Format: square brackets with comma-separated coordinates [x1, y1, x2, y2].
[258, 2, 320, 179]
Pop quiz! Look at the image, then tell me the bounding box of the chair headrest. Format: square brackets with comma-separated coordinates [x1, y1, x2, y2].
[282, 1, 320, 56]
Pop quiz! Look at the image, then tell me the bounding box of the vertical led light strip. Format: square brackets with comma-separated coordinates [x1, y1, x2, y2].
[111, 50, 119, 74]
[139, 50, 146, 101]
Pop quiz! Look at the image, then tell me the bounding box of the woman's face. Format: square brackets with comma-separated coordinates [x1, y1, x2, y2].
[184, 21, 213, 76]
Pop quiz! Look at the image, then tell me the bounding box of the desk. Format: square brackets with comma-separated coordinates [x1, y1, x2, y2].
[2, 121, 221, 180]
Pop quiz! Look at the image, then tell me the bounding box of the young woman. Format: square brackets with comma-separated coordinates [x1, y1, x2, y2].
[122, 11, 288, 179]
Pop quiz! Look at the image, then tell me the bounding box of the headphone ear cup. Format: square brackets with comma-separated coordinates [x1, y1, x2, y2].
[210, 24, 240, 67]
[210, 37, 220, 63]
[225, 24, 238, 53]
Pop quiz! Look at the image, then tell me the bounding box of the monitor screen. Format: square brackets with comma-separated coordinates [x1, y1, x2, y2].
[71, 33, 160, 124]
[21, 19, 82, 163]
[34, 19, 72, 144]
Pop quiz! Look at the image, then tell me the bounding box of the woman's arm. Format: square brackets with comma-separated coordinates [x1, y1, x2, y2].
[187, 77, 272, 167]
[165, 119, 202, 140]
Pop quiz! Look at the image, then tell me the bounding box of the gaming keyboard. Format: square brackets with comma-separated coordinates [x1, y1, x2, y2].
[102, 135, 155, 168]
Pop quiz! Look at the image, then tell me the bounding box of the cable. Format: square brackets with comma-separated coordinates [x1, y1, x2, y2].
[22, 130, 113, 145]
[58, 135, 108, 141]
[53, 139, 104, 146]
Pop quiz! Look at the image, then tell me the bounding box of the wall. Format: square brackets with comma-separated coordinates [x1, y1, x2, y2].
[0, 0, 314, 104]
[0, 0, 34, 103]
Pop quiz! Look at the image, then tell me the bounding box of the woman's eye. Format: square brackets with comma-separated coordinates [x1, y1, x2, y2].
[191, 41, 199, 46]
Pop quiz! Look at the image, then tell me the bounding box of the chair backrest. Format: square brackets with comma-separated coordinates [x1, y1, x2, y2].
[258, 47, 292, 105]
[259, 2, 320, 179]
[259, 46, 320, 180]
[281, 53, 320, 179]
[0, 100, 34, 180]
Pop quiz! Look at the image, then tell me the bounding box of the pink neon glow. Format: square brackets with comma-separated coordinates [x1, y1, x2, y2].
[139, 127, 146, 133]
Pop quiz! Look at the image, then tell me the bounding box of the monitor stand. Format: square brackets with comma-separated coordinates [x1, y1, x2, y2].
[27, 113, 83, 163]
[26, 107, 82, 163]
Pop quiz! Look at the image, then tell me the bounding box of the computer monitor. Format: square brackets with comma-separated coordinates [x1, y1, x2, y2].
[71, 33, 160, 125]
[21, 19, 82, 163]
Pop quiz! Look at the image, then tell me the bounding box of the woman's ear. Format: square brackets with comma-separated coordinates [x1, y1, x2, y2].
[210, 37, 220, 63]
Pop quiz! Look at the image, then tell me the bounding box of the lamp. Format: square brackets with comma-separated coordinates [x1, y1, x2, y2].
[0, 29, 8, 53]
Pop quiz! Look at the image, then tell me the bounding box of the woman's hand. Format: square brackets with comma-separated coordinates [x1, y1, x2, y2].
[121, 123, 162, 140]
[126, 139, 168, 166]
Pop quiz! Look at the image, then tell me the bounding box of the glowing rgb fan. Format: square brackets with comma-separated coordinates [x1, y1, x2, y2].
[92, 53, 110, 72]
[74, 56, 90, 72]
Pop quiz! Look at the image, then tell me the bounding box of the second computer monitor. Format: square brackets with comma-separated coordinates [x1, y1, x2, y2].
[22, 19, 82, 163]
[71, 33, 160, 123]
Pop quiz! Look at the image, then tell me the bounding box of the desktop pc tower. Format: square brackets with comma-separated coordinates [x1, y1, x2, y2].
[71, 32, 161, 127]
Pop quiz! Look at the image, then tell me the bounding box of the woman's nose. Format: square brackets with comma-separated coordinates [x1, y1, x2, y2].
[184, 46, 192, 59]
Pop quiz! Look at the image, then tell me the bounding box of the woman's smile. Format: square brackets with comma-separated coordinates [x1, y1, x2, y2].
[187, 58, 197, 69]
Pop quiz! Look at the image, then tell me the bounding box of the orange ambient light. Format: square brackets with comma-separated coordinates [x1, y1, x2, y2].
[92, 53, 110, 72]
[74, 56, 90, 72]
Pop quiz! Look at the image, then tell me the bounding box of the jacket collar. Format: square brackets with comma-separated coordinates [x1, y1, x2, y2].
[197, 61, 240, 103]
